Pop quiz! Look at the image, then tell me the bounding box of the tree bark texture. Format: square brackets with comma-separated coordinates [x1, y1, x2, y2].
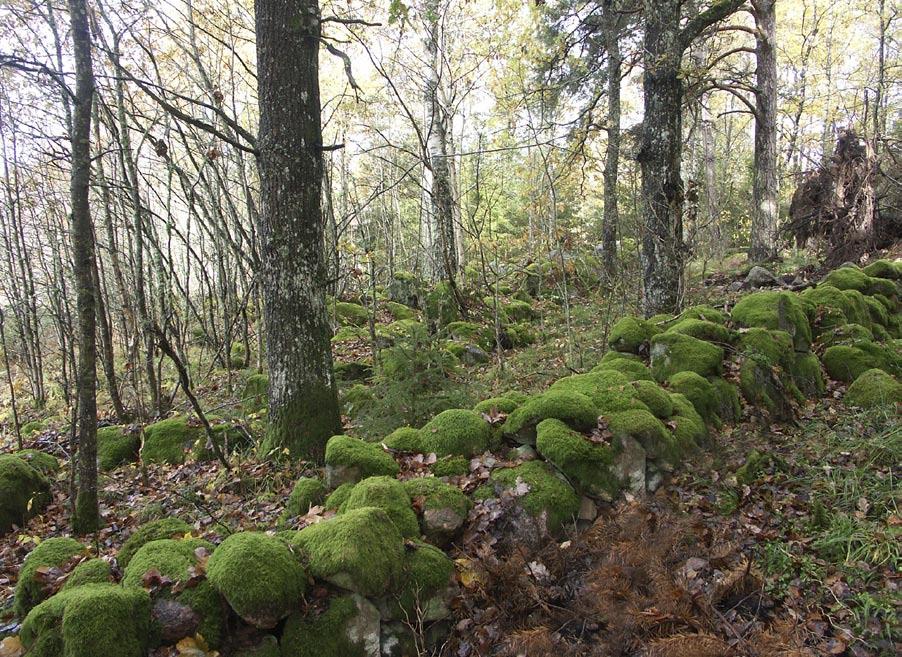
[601, 0, 621, 279]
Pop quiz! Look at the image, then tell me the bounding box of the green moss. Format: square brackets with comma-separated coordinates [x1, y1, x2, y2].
[118, 517, 193, 568]
[0, 454, 51, 534]
[391, 541, 455, 622]
[505, 322, 537, 347]
[430, 455, 470, 477]
[817, 323, 875, 347]
[281, 595, 372, 657]
[96, 425, 140, 471]
[630, 380, 673, 419]
[594, 357, 654, 381]
[122, 537, 213, 587]
[140, 416, 198, 465]
[60, 558, 112, 591]
[15, 537, 87, 617]
[333, 301, 369, 327]
[420, 409, 492, 457]
[382, 427, 425, 452]
[324, 435, 400, 486]
[425, 281, 460, 326]
[291, 507, 404, 597]
[492, 461, 579, 534]
[731, 290, 812, 350]
[863, 296, 890, 327]
[821, 266, 871, 292]
[667, 371, 717, 424]
[341, 476, 419, 538]
[737, 328, 803, 418]
[402, 477, 471, 518]
[535, 418, 619, 499]
[385, 301, 416, 321]
[473, 396, 522, 415]
[709, 377, 742, 423]
[822, 342, 900, 382]
[608, 316, 659, 353]
[791, 351, 821, 398]
[473, 484, 495, 501]
[502, 299, 535, 322]
[845, 368, 902, 408]
[324, 482, 355, 510]
[14, 449, 59, 476]
[599, 350, 642, 364]
[863, 259, 901, 279]
[677, 305, 728, 325]
[332, 326, 366, 343]
[606, 409, 679, 463]
[284, 477, 326, 518]
[842, 289, 873, 327]
[735, 450, 785, 485]
[20, 419, 45, 436]
[669, 414, 706, 451]
[20, 584, 151, 657]
[502, 390, 599, 444]
[445, 321, 482, 343]
[230, 342, 247, 368]
[649, 332, 724, 381]
[666, 318, 734, 344]
[553, 370, 642, 412]
[242, 373, 269, 413]
[801, 285, 862, 333]
[207, 532, 305, 629]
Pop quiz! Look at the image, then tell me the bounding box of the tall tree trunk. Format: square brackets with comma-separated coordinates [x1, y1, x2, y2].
[255, 0, 340, 460]
[68, 0, 100, 534]
[601, 0, 621, 279]
[638, 0, 685, 316]
[750, 0, 779, 262]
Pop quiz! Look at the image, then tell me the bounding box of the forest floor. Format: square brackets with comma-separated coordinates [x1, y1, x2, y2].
[0, 251, 899, 657]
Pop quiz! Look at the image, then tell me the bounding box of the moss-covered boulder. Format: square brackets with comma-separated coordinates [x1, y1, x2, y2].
[324, 435, 400, 488]
[118, 517, 193, 568]
[340, 476, 419, 538]
[387, 271, 424, 308]
[419, 409, 492, 457]
[801, 285, 868, 333]
[291, 507, 404, 597]
[649, 332, 724, 381]
[425, 281, 460, 327]
[207, 532, 305, 629]
[60, 558, 112, 591]
[665, 318, 734, 344]
[324, 482, 356, 511]
[282, 594, 381, 657]
[14, 449, 59, 476]
[605, 409, 679, 464]
[816, 322, 875, 348]
[594, 357, 654, 381]
[96, 425, 140, 471]
[241, 373, 269, 413]
[738, 328, 802, 419]
[20, 419, 45, 436]
[732, 290, 812, 350]
[793, 352, 826, 397]
[473, 396, 522, 415]
[677, 304, 728, 325]
[430, 455, 470, 478]
[862, 259, 902, 280]
[122, 537, 223, 646]
[501, 390, 599, 445]
[492, 460, 580, 534]
[284, 477, 326, 519]
[502, 299, 535, 322]
[630, 380, 674, 419]
[608, 316, 659, 354]
[140, 416, 199, 466]
[385, 541, 456, 623]
[536, 418, 619, 500]
[822, 341, 900, 382]
[402, 477, 471, 546]
[381, 426, 423, 452]
[15, 537, 88, 617]
[666, 371, 717, 424]
[709, 377, 742, 424]
[822, 266, 898, 298]
[333, 301, 369, 327]
[20, 583, 151, 657]
[0, 454, 51, 534]
[553, 370, 646, 412]
[844, 368, 902, 408]
[385, 301, 416, 321]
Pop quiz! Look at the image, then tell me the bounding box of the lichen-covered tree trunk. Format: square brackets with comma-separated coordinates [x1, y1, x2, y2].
[750, 0, 779, 262]
[68, 0, 100, 534]
[638, 0, 685, 316]
[255, 0, 340, 460]
[601, 0, 621, 279]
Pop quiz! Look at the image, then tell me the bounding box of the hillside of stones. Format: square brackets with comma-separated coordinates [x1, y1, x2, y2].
[0, 255, 900, 657]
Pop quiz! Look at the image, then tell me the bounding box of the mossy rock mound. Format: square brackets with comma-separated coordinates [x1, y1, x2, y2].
[793, 352, 825, 397]
[0, 454, 51, 535]
[282, 594, 380, 657]
[385, 541, 456, 623]
[608, 316, 659, 354]
[386, 271, 424, 308]
[668, 393, 708, 450]
[402, 477, 471, 546]
[630, 380, 674, 419]
[801, 285, 869, 333]
[20, 419, 46, 436]
[649, 332, 724, 381]
[732, 290, 812, 350]
[340, 476, 419, 538]
[283, 477, 326, 519]
[536, 418, 619, 500]
[241, 373, 269, 413]
[425, 281, 460, 327]
[324, 482, 356, 511]
[594, 357, 654, 381]
[122, 537, 223, 646]
[822, 341, 900, 382]
[96, 425, 140, 471]
[553, 370, 646, 413]
[605, 409, 680, 464]
[15, 537, 88, 617]
[382, 426, 424, 452]
[665, 318, 735, 344]
[492, 460, 580, 534]
[140, 416, 199, 466]
[385, 300, 416, 321]
[667, 371, 718, 424]
[737, 328, 803, 419]
[822, 265, 898, 298]
[709, 377, 742, 424]
[118, 517, 193, 568]
[324, 435, 400, 488]
[207, 532, 306, 629]
[430, 455, 470, 478]
[61, 558, 113, 591]
[473, 396, 522, 415]
[677, 305, 728, 325]
[291, 507, 404, 597]
[420, 409, 492, 457]
[862, 259, 902, 280]
[333, 301, 369, 327]
[816, 322, 875, 348]
[14, 449, 59, 476]
[502, 299, 535, 322]
[845, 369, 902, 408]
[20, 583, 151, 657]
[502, 390, 599, 445]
